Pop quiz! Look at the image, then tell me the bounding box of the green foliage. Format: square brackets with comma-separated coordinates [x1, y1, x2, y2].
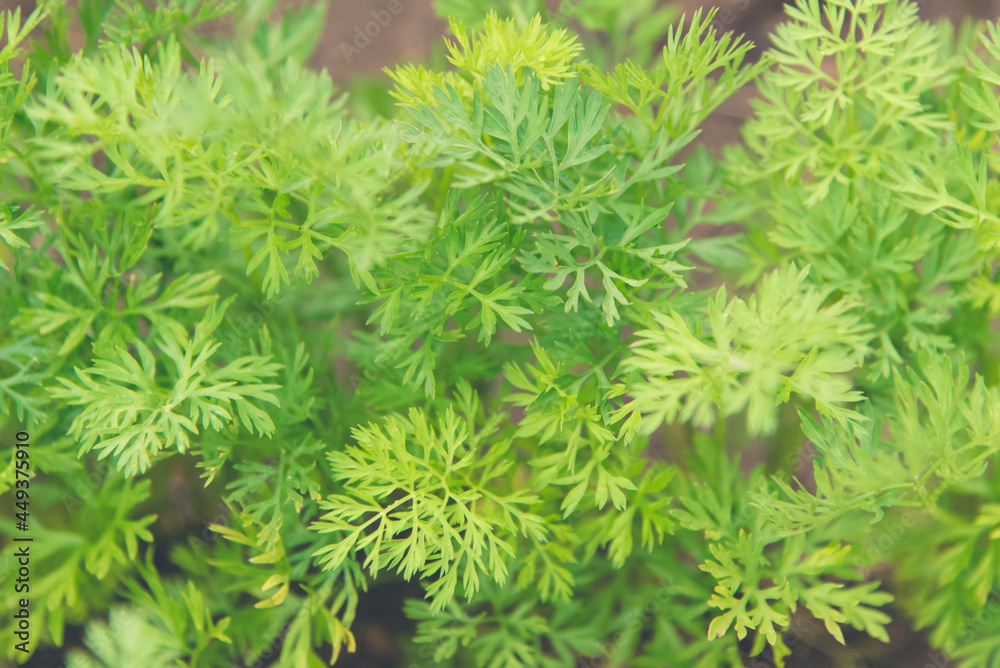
[3, 1, 1000, 667]
[617, 263, 872, 440]
[51, 298, 282, 476]
[311, 386, 547, 611]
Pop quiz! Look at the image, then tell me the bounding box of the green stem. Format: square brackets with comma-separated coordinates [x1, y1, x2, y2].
[714, 412, 726, 450]
[767, 400, 803, 475]
[434, 165, 454, 216]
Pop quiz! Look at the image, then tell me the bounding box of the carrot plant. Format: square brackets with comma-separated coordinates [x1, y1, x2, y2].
[2, 0, 1000, 666]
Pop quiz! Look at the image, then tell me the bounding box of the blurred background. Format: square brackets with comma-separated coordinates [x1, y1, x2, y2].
[6, 1, 1000, 95]
[308, 0, 1000, 78]
[1, 0, 998, 156]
